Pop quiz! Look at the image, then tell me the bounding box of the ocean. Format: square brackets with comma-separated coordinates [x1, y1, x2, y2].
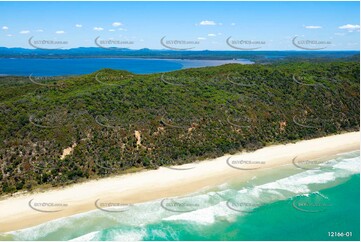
[0, 58, 252, 76]
[1, 150, 359, 241]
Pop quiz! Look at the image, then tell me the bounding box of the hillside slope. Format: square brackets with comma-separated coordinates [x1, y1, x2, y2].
[0, 62, 359, 194]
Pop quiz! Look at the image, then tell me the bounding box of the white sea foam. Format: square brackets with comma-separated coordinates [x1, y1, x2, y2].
[9, 214, 80, 240]
[69, 227, 147, 241]
[70, 231, 99, 241]
[8, 152, 360, 241]
[164, 200, 243, 224]
[163, 153, 360, 225]
[147, 228, 168, 240]
[332, 157, 360, 173]
[110, 229, 147, 241]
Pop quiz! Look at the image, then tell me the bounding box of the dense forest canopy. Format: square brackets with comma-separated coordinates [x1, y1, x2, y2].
[0, 61, 359, 195]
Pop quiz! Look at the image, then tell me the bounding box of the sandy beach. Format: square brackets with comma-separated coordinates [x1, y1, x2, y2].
[0, 131, 359, 233]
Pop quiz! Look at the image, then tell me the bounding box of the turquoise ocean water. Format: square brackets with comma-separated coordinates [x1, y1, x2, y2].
[0, 58, 252, 76]
[1, 151, 359, 241]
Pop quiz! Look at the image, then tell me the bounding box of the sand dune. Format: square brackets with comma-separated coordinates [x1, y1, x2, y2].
[0, 131, 359, 233]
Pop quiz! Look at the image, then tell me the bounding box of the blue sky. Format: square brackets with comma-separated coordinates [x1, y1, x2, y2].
[0, 1, 359, 50]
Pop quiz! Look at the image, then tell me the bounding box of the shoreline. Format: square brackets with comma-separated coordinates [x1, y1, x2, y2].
[0, 131, 359, 233]
[0, 58, 251, 77]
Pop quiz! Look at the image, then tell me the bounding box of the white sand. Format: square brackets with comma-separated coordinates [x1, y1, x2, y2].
[0, 131, 359, 233]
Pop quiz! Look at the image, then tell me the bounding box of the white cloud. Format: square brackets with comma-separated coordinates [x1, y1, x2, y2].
[208, 33, 216, 37]
[112, 22, 122, 27]
[305, 25, 322, 29]
[7, 34, 12, 37]
[118, 28, 127, 31]
[36, 29, 44, 32]
[338, 24, 360, 32]
[197, 37, 206, 40]
[347, 42, 358, 46]
[93, 27, 104, 31]
[109, 29, 115, 32]
[75, 24, 82, 28]
[231, 23, 236, 26]
[2, 26, 8, 30]
[55, 30, 65, 34]
[199, 20, 216, 26]
[19, 30, 30, 34]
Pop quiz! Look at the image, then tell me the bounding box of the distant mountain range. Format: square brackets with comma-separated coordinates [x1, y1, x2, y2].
[0, 47, 359, 62]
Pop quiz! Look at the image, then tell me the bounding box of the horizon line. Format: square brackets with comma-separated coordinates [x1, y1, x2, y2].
[0, 47, 360, 52]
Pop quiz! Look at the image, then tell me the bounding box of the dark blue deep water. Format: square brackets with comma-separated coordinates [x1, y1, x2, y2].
[0, 58, 251, 76]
